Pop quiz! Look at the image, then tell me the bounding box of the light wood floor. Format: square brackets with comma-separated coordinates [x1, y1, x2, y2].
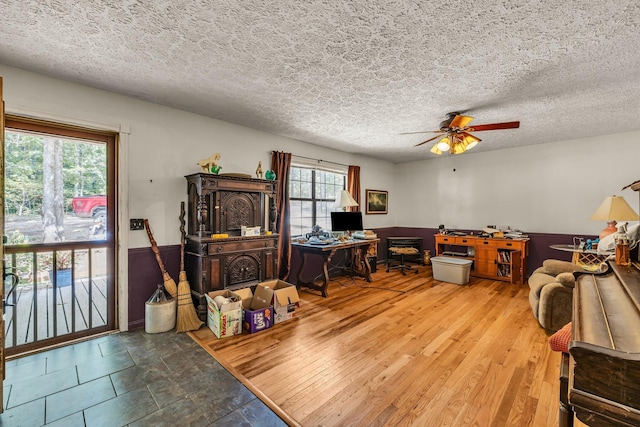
[190, 267, 580, 427]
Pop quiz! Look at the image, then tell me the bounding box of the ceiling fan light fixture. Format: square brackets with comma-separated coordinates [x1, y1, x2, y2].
[410, 113, 519, 156]
[466, 140, 478, 150]
[463, 133, 480, 143]
[436, 137, 451, 151]
[458, 133, 480, 151]
[430, 144, 443, 155]
[452, 141, 467, 154]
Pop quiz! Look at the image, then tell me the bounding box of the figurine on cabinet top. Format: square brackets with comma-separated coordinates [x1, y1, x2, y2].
[256, 161, 263, 179]
[197, 153, 222, 173]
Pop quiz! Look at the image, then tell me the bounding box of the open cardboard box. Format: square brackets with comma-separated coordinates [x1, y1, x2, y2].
[260, 279, 300, 324]
[235, 285, 274, 333]
[205, 290, 243, 338]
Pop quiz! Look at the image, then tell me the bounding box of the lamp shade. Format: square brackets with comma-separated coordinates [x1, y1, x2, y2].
[334, 190, 359, 211]
[590, 195, 639, 221]
[590, 195, 639, 239]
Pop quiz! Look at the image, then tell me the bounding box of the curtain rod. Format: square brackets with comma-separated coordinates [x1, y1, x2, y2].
[270, 151, 351, 168]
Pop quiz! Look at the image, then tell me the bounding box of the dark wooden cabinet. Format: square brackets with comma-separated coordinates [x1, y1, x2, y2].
[566, 262, 640, 426]
[184, 173, 279, 319]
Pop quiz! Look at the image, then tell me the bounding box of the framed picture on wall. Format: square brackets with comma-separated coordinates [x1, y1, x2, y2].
[366, 189, 388, 214]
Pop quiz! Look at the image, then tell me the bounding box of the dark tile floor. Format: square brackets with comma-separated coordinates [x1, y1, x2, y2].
[0, 329, 287, 426]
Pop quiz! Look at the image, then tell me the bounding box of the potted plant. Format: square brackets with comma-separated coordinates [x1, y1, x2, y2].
[45, 251, 73, 287]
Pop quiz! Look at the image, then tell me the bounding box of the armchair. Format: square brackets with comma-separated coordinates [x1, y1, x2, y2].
[528, 259, 590, 334]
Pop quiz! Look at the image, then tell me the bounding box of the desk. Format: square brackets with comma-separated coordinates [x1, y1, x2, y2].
[292, 238, 379, 297]
[549, 244, 610, 271]
[434, 234, 529, 284]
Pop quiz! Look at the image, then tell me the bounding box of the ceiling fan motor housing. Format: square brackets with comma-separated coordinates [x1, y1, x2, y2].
[439, 112, 461, 130]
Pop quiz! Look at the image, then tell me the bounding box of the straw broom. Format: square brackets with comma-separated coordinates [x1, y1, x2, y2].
[144, 219, 178, 298]
[176, 202, 203, 332]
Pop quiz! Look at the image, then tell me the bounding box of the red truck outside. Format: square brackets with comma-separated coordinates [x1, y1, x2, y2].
[72, 195, 106, 219]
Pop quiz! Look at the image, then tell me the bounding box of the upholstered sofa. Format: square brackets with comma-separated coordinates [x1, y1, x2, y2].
[528, 259, 591, 334]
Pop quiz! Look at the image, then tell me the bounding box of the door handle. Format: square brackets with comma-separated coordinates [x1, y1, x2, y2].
[3, 260, 20, 313]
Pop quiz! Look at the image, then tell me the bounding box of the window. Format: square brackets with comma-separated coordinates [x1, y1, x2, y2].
[289, 166, 346, 236]
[4, 119, 110, 243]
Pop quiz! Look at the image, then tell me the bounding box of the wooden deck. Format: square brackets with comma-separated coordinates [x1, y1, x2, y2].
[4, 276, 108, 350]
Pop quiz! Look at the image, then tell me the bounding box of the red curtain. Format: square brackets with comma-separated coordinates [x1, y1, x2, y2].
[347, 165, 361, 212]
[271, 151, 292, 280]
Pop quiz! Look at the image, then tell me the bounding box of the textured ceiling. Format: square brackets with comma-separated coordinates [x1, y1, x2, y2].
[1, 1, 639, 163]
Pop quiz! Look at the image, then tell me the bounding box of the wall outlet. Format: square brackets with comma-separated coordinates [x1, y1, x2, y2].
[130, 219, 144, 230]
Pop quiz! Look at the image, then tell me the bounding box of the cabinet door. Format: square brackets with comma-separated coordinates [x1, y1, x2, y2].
[510, 250, 522, 284]
[216, 191, 261, 234]
[226, 253, 261, 287]
[474, 242, 497, 277]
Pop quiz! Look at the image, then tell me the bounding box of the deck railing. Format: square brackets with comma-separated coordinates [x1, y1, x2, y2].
[3, 241, 111, 356]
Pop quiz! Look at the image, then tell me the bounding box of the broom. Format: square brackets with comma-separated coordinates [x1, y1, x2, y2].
[144, 219, 178, 298]
[176, 202, 203, 332]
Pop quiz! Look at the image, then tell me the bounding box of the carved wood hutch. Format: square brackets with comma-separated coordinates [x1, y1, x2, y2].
[184, 173, 279, 319]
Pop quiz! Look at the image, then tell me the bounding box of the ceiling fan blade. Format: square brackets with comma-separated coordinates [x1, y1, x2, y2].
[414, 134, 443, 147]
[399, 130, 442, 135]
[469, 121, 520, 132]
[449, 115, 474, 129]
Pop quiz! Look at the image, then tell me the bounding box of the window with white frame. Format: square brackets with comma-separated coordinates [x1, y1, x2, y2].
[289, 165, 346, 236]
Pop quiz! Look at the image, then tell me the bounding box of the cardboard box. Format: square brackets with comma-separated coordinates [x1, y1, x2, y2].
[260, 279, 300, 324]
[241, 226, 261, 236]
[235, 286, 274, 333]
[205, 290, 242, 338]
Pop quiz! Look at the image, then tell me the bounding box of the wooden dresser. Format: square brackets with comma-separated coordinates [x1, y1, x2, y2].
[434, 234, 529, 284]
[184, 173, 279, 319]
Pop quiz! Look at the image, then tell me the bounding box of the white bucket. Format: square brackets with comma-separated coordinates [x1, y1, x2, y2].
[145, 298, 176, 333]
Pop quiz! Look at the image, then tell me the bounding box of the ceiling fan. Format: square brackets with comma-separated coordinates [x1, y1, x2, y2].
[402, 112, 520, 155]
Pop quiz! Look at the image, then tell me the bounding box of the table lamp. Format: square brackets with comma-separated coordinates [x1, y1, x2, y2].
[590, 195, 639, 239]
[334, 190, 359, 211]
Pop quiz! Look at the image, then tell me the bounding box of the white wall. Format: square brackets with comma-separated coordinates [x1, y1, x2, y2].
[8, 63, 638, 331]
[0, 64, 394, 247]
[2, 63, 638, 243]
[392, 133, 640, 235]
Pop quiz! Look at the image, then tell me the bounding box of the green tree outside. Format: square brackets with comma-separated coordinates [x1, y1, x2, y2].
[4, 129, 106, 244]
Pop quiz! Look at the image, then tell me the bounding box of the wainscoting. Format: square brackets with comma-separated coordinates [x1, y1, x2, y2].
[127, 228, 593, 329]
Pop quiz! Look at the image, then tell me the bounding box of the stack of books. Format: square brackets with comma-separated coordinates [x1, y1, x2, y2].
[352, 230, 377, 240]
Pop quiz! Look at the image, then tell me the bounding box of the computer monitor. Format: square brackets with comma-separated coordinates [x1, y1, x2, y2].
[330, 211, 363, 232]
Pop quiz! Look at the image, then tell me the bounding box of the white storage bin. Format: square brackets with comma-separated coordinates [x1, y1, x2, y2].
[431, 256, 473, 285]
